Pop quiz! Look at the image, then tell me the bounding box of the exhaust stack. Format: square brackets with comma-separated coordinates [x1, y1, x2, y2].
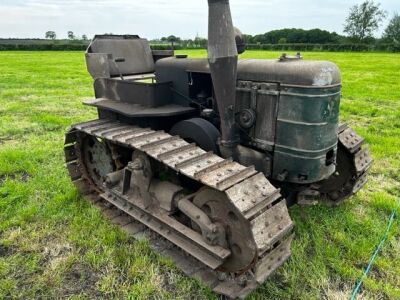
[207, 0, 238, 149]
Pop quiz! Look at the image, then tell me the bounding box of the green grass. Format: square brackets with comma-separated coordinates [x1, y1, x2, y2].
[0, 50, 399, 299]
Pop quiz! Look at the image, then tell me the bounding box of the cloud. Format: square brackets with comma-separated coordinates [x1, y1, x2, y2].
[0, 0, 399, 39]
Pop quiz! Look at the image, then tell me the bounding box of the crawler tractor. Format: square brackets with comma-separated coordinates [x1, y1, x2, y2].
[64, 0, 372, 298]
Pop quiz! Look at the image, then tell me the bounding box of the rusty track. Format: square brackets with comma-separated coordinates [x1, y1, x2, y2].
[64, 119, 294, 299]
[296, 123, 372, 206]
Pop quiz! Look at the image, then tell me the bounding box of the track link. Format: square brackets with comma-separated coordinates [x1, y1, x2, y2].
[64, 119, 294, 299]
[297, 123, 373, 205]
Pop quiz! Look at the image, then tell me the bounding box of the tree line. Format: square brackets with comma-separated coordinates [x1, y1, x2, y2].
[45, 31, 88, 41]
[153, 1, 399, 47]
[37, 0, 398, 49]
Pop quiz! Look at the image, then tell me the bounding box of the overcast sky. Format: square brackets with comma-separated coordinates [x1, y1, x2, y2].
[0, 0, 399, 39]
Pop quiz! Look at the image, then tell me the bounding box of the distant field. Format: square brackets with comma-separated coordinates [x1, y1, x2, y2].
[0, 50, 399, 299]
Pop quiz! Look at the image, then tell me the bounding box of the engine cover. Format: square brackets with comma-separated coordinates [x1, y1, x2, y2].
[156, 56, 341, 184]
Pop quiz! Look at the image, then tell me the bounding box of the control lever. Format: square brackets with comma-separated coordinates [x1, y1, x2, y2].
[111, 56, 126, 80]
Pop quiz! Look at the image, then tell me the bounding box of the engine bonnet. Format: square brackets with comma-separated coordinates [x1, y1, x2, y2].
[237, 59, 341, 87]
[156, 57, 341, 87]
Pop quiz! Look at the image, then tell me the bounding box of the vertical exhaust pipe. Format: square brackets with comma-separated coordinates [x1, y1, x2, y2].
[207, 0, 239, 151]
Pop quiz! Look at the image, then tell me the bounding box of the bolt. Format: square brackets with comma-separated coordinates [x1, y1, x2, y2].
[218, 273, 228, 281]
[131, 159, 143, 170]
[238, 275, 247, 287]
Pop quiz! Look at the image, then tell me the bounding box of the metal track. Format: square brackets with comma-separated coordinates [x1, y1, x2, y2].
[64, 119, 294, 299]
[297, 123, 372, 205]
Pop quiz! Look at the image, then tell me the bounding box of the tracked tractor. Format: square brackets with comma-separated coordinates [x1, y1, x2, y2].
[64, 0, 372, 298]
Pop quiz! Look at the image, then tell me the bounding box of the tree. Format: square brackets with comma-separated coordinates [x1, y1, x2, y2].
[383, 13, 400, 43]
[167, 35, 181, 49]
[45, 31, 56, 40]
[194, 36, 207, 48]
[82, 34, 88, 41]
[343, 0, 387, 42]
[67, 31, 75, 40]
[278, 38, 287, 44]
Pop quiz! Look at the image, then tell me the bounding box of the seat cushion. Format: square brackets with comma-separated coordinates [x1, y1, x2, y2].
[90, 38, 155, 76]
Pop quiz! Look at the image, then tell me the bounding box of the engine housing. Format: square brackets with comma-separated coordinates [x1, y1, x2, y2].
[156, 56, 341, 184]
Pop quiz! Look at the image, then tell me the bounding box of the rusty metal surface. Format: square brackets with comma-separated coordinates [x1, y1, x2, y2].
[339, 126, 364, 153]
[354, 147, 373, 174]
[65, 119, 295, 298]
[299, 124, 373, 205]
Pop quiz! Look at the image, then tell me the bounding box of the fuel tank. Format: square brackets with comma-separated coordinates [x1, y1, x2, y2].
[156, 57, 341, 184]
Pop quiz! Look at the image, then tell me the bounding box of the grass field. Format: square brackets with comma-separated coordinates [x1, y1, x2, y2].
[0, 50, 399, 299]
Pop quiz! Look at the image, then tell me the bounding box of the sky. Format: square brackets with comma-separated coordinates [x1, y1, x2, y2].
[0, 0, 399, 39]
